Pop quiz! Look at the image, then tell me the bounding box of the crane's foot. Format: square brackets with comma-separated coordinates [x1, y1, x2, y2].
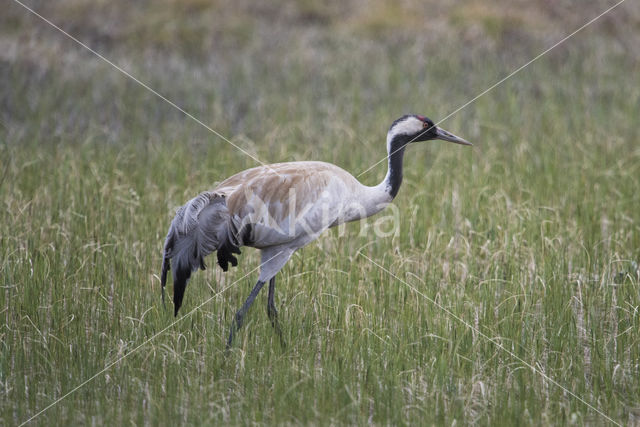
[267, 304, 286, 348]
[267, 304, 278, 325]
[226, 312, 243, 349]
[275, 323, 286, 348]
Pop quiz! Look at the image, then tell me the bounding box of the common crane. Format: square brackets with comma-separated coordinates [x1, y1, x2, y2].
[161, 115, 471, 347]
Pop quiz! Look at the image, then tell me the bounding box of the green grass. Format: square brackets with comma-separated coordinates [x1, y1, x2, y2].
[2, 0, 640, 424]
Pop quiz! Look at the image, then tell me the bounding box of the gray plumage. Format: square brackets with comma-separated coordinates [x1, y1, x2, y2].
[161, 192, 233, 315]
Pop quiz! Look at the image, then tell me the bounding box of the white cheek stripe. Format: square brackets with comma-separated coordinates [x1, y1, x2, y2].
[386, 116, 423, 149]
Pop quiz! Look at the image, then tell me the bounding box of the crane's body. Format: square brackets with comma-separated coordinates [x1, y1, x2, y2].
[161, 115, 471, 347]
[215, 160, 393, 247]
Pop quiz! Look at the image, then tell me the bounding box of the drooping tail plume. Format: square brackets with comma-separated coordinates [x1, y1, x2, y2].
[161, 192, 231, 316]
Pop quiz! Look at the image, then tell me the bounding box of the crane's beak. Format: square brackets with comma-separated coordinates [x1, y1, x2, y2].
[435, 127, 472, 146]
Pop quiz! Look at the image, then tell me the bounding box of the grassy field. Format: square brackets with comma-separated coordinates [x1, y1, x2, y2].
[2, 0, 640, 424]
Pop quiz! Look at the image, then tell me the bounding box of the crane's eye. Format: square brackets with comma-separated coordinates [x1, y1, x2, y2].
[423, 122, 430, 128]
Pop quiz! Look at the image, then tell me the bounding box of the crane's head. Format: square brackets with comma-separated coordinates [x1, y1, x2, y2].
[387, 115, 471, 150]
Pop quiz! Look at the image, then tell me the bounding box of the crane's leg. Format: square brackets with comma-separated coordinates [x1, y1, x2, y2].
[227, 279, 266, 348]
[267, 276, 278, 324]
[267, 276, 286, 347]
[227, 247, 294, 349]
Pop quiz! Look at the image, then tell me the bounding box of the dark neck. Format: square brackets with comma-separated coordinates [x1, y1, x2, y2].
[384, 137, 408, 199]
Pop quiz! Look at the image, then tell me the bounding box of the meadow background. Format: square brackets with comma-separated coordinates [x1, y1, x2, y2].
[2, 0, 640, 424]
